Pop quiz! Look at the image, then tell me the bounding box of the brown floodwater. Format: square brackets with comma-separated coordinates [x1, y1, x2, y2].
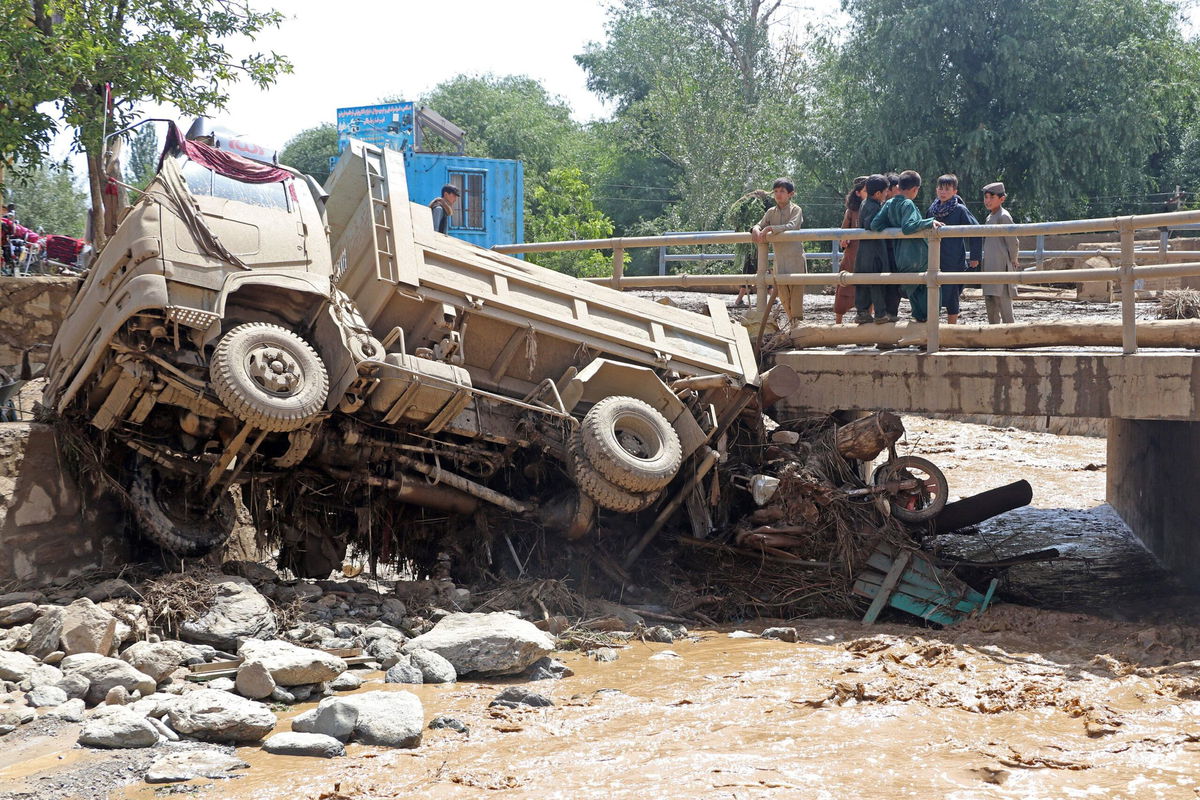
[99, 610, 1200, 800]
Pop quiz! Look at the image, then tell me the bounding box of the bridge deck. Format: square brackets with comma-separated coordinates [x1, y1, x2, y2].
[773, 348, 1200, 421]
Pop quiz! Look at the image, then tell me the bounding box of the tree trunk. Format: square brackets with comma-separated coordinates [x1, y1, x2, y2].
[85, 146, 107, 250]
[784, 320, 1200, 349]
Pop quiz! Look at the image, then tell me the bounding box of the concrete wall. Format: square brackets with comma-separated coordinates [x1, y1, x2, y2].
[0, 276, 79, 372]
[1107, 418, 1200, 588]
[0, 422, 127, 585]
[774, 351, 1200, 421]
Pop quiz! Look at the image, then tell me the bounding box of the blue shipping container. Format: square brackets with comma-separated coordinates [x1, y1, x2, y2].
[405, 152, 524, 249]
[334, 102, 524, 249]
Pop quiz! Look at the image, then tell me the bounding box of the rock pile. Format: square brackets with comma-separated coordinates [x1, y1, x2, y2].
[0, 563, 618, 792]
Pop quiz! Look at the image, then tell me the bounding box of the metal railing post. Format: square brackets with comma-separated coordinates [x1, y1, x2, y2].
[831, 240, 840, 271]
[658, 245, 667, 276]
[756, 242, 769, 309]
[1035, 234, 1045, 269]
[926, 230, 941, 354]
[1119, 222, 1137, 354]
[611, 247, 624, 290]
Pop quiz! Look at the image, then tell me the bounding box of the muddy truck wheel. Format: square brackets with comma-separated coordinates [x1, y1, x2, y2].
[580, 396, 682, 493]
[129, 468, 235, 556]
[211, 323, 329, 432]
[570, 438, 660, 514]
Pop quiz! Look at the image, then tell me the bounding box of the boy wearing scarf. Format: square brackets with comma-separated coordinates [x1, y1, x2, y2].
[927, 174, 981, 324]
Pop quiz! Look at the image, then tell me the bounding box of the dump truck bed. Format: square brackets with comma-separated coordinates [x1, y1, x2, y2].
[325, 141, 758, 397]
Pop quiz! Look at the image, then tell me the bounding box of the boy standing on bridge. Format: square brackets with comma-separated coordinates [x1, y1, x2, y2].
[928, 174, 981, 325]
[751, 178, 806, 323]
[980, 182, 1020, 324]
[869, 170, 944, 323]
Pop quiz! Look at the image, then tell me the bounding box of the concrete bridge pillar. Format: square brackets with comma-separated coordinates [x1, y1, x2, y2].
[1107, 418, 1200, 587]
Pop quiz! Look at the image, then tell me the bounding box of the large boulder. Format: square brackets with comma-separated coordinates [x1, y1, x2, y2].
[0, 602, 39, 627]
[401, 612, 555, 677]
[121, 640, 205, 684]
[145, 749, 250, 783]
[293, 691, 422, 748]
[237, 639, 345, 686]
[166, 688, 277, 743]
[408, 649, 456, 684]
[179, 576, 277, 650]
[78, 706, 161, 748]
[0, 650, 38, 682]
[25, 607, 64, 659]
[262, 731, 345, 758]
[234, 661, 276, 700]
[62, 656, 156, 706]
[60, 598, 119, 655]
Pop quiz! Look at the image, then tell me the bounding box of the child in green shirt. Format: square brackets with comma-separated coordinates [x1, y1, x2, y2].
[869, 170, 945, 322]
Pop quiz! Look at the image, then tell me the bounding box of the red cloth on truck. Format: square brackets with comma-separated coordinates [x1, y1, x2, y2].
[160, 123, 290, 184]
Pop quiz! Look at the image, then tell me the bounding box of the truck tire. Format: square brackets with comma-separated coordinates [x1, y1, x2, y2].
[129, 469, 235, 556]
[872, 455, 948, 524]
[278, 528, 347, 579]
[570, 439, 660, 514]
[580, 396, 682, 493]
[210, 323, 329, 432]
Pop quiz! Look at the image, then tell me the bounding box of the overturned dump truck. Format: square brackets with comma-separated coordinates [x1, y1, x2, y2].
[45, 127, 771, 577]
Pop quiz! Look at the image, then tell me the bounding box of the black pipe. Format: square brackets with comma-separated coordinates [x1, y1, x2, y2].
[936, 479, 1033, 533]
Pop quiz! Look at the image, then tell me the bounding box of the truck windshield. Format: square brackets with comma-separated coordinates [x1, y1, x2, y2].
[179, 158, 290, 211]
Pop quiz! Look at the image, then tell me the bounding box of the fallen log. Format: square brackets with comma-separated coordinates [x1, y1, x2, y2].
[834, 410, 904, 460]
[783, 319, 1200, 349]
[935, 479, 1033, 534]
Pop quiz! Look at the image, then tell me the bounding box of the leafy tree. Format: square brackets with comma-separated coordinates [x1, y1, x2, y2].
[15, 1, 291, 247]
[526, 167, 620, 278]
[0, 4, 65, 181]
[6, 160, 88, 238]
[124, 123, 159, 191]
[812, 0, 1200, 220]
[577, 1, 807, 232]
[280, 123, 338, 184]
[416, 76, 584, 182]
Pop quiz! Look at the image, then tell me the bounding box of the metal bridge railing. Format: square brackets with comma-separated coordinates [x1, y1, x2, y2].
[493, 209, 1200, 355]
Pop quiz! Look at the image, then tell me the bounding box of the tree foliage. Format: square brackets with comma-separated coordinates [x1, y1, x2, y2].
[810, 0, 1200, 220]
[280, 123, 338, 185]
[577, 0, 807, 231]
[418, 75, 583, 182]
[6, 1, 291, 245]
[526, 167, 618, 278]
[6, 160, 88, 238]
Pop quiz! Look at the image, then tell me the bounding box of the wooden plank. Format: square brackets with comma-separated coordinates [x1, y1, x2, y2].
[862, 549, 910, 624]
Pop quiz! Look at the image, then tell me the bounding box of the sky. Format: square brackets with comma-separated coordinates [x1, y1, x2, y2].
[138, 0, 617, 153]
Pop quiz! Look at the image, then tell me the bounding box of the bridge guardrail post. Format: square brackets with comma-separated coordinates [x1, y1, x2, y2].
[611, 247, 625, 290]
[756, 242, 770, 310]
[1120, 221, 1137, 354]
[926, 230, 941, 354]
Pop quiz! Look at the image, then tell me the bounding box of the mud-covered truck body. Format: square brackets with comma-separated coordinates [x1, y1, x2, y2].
[45, 127, 764, 577]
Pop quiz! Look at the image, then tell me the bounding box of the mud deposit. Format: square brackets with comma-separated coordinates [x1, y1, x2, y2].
[84, 613, 1200, 800]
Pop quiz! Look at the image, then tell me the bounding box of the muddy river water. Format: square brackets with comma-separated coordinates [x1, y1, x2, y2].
[96, 615, 1198, 800]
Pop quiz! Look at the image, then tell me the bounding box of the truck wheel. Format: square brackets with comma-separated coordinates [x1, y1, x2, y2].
[211, 323, 329, 432]
[873, 455, 948, 523]
[129, 468, 235, 556]
[580, 396, 682, 493]
[570, 439, 660, 514]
